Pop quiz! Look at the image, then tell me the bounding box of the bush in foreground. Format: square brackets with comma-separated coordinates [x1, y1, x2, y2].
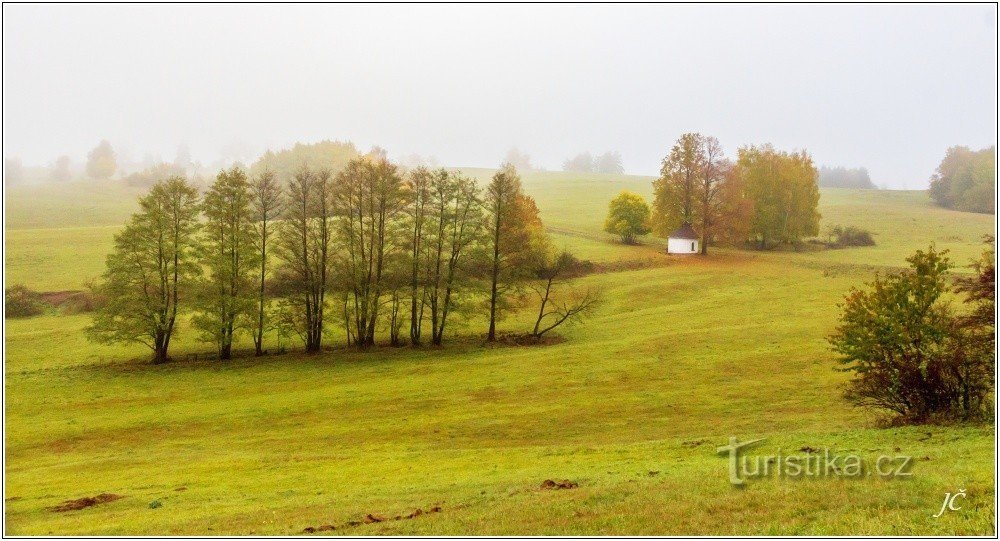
[829, 245, 994, 423]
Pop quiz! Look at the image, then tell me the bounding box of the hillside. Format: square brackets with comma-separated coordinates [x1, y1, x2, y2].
[3, 172, 995, 535]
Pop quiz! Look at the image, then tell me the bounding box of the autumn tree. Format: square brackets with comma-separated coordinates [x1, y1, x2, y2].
[333, 157, 407, 348]
[86, 140, 117, 180]
[603, 191, 651, 244]
[735, 144, 820, 249]
[274, 166, 334, 353]
[88, 177, 201, 363]
[193, 167, 259, 360]
[652, 133, 705, 235]
[249, 168, 283, 356]
[484, 164, 545, 341]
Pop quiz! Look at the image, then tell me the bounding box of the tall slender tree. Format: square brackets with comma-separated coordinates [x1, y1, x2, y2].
[250, 168, 283, 356]
[695, 136, 728, 254]
[334, 157, 407, 347]
[87, 177, 201, 363]
[424, 170, 483, 345]
[405, 166, 433, 344]
[194, 166, 259, 359]
[484, 163, 544, 341]
[274, 166, 334, 353]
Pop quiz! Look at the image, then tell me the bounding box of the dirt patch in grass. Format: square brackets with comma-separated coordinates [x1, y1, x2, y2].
[487, 333, 566, 347]
[302, 505, 442, 533]
[50, 493, 123, 512]
[540, 479, 578, 490]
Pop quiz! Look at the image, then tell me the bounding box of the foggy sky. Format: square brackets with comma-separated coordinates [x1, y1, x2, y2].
[3, 4, 996, 188]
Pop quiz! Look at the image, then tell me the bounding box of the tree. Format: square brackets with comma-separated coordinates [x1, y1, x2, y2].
[829, 246, 993, 422]
[503, 147, 533, 172]
[928, 146, 995, 214]
[86, 140, 117, 180]
[712, 164, 754, 245]
[955, 235, 995, 333]
[695, 136, 728, 254]
[333, 157, 407, 348]
[736, 144, 820, 249]
[484, 164, 545, 341]
[404, 166, 433, 345]
[594, 151, 625, 174]
[603, 191, 651, 244]
[274, 166, 333, 353]
[50, 156, 72, 183]
[562, 152, 594, 173]
[87, 177, 201, 363]
[652, 133, 705, 235]
[5, 157, 24, 185]
[530, 251, 601, 338]
[423, 170, 483, 345]
[249, 169, 283, 356]
[193, 167, 259, 360]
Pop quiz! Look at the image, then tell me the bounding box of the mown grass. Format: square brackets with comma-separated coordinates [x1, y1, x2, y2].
[3, 173, 995, 535]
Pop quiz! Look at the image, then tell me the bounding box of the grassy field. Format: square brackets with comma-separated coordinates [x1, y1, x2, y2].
[4, 172, 996, 535]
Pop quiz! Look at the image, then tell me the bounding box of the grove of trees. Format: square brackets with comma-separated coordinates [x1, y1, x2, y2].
[651, 134, 820, 253]
[88, 154, 599, 363]
[928, 145, 995, 214]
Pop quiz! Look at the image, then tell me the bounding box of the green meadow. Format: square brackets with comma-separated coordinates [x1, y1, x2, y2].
[4, 172, 995, 535]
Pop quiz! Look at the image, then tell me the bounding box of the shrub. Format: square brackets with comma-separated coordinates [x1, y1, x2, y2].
[829, 246, 993, 423]
[604, 191, 651, 244]
[5, 285, 46, 318]
[61, 289, 106, 315]
[826, 225, 875, 248]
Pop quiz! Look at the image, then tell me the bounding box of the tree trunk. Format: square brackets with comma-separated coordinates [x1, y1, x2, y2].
[153, 332, 169, 364]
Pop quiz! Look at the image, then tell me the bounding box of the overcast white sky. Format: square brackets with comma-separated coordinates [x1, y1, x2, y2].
[3, 4, 996, 188]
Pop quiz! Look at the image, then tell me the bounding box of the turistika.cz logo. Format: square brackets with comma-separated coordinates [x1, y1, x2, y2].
[717, 437, 914, 486]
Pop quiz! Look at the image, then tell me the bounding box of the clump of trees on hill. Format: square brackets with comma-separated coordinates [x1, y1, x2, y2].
[928, 146, 995, 214]
[650, 133, 820, 253]
[818, 166, 875, 189]
[830, 239, 995, 423]
[87, 153, 600, 363]
[562, 151, 625, 174]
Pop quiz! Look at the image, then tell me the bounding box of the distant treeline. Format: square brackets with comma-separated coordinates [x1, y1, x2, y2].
[817, 166, 875, 189]
[929, 146, 995, 214]
[562, 151, 624, 174]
